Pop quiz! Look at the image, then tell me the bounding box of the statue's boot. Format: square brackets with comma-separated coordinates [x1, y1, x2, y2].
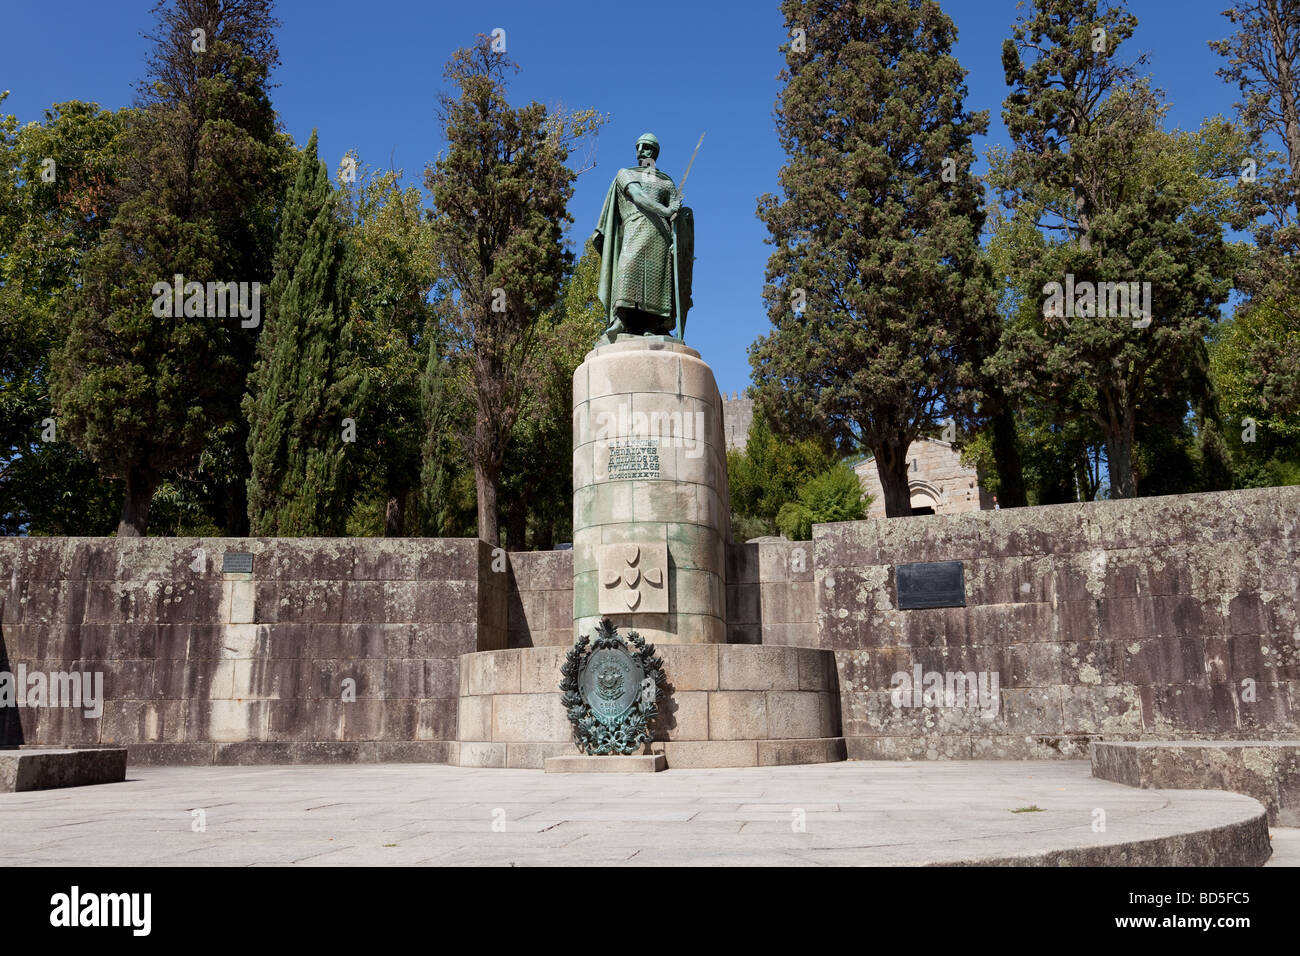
[597, 316, 627, 346]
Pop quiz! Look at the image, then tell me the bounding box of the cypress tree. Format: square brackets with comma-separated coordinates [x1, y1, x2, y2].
[244, 131, 365, 534]
[750, 0, 994, 517]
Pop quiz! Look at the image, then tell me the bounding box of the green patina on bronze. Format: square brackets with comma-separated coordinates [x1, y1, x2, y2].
[560, 618, 666, 755]
[590, 133, 694, 343]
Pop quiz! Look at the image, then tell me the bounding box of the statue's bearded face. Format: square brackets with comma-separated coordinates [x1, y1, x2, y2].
[636, 142, 658, 166]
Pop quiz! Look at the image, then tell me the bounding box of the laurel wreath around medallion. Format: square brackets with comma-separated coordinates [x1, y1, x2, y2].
[560, 617, 666, 756]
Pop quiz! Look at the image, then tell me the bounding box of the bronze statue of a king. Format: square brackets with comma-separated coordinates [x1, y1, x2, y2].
[590, 132, 694, 344]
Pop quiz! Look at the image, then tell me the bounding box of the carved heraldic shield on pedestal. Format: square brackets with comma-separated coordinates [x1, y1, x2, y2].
[597, 542, 668, 614]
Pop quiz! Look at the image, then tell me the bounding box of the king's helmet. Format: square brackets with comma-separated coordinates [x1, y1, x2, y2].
[635, 132, 660, 159]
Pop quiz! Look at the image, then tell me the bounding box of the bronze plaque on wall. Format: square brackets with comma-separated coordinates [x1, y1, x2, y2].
[896, 561, 965, 610]
[222, 552, 254, 574]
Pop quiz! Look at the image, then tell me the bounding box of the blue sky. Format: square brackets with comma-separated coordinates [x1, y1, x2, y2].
[2, 0, 1248, 393]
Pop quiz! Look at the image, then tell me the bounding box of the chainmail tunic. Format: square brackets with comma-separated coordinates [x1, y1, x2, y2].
[612, 166, 678, 319]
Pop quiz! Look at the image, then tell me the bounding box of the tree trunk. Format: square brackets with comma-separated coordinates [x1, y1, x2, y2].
[474, 459, 499, 545]
[225, 481, 250, 537]
[384, 488, 407, 537]
[873, 440, 913, 517]
[989, 407, 1027, 508]
[118, 466, 156, 537]
[505, 499, 527, 551]
[1073, 452, 1092, 502]
[1103, 417, 1138, 498]
[1265, 0, 1300, 178]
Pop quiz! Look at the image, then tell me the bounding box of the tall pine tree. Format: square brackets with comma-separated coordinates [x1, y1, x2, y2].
[244, 131, 365, 535]
[750, 0, 994, 517]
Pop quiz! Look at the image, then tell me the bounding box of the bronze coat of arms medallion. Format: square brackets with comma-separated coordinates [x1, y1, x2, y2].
[560, 618, 666, 755]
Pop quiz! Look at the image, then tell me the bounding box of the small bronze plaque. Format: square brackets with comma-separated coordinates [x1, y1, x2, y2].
[896, 560, 965, 610]
[222, 552, 254, 574]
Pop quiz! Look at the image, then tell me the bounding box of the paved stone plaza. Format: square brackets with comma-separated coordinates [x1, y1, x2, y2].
[0, 761, 1293, 866]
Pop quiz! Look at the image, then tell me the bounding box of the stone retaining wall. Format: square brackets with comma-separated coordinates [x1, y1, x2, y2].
[817, 487, 1300, 759]
[507, 550, 573, 648]
[0, 537, 502, 764]
[726, 539, 816, 645]
[4, 486, 1296, 765]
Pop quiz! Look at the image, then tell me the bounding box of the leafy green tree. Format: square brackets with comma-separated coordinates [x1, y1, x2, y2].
[726, 413, 837, 540]
[1210, 297, 1300, 485]
[51, 0, 284, 535]
[960, 397, 1108, 505]
[990, 1, 1244, 497]
[412, 319, 477, 538]
[0, 95, 126, 533]
[775, 464, 869, 541]
[751, 0, 994, 517]
[500, 245, 605, 550]
[1211, 0, 1300, 298]
[1210, 0, 1300, 420]
[337, 157, 443, 536]
[425, 38, 604, 545]
[244, 132, 366, 535]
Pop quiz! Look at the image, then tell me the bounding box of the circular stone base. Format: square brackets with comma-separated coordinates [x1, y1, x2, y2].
[455, 644, 845, 769]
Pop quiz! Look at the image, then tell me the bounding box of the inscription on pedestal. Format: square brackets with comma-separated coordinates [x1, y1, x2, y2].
[606, 440, 661, 480]
[896, 560, 965, 610]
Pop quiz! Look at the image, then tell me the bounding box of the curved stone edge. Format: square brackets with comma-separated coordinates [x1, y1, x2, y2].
[459, 645, 840, 695]
[932, 807, 1273, 867]
[1091, 739, 1300, 826]
[453, 737, 848, 769]
[455, 646, 845, 765]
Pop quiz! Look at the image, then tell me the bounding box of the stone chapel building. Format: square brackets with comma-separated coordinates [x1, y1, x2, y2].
[849, 439, 994, 516]
[721, 393, 993, 517]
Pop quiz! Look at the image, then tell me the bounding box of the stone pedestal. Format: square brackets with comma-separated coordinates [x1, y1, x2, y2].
[452, 645, 844, 769]
[450, 334, 845, 771]
[572, 336, 730, 645]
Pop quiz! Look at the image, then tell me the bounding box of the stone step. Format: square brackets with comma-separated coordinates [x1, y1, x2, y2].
[544, 754, 667, 773]
[0, 747, 127, 792]
[1091, 739, 1300, 825]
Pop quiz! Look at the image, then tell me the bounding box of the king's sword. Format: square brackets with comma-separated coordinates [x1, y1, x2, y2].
[672, 132, 704, 340]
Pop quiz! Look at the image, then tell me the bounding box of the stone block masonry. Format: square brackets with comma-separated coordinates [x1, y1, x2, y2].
[572, 336, 731, 645]
[0, 538, 504, 765]
[0, 747, 127, 792]
[2, 486, 1296, 765]
[454, 643, 844, 768]
[507, 550, 573, 648]
[817, 486, 1300, 759]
